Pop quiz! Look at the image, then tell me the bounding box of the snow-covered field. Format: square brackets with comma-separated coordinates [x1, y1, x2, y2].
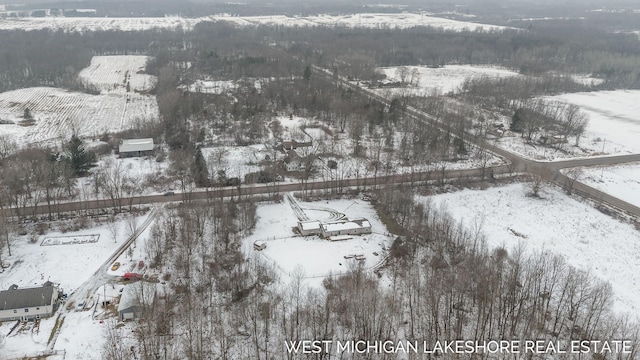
[0, 13, 515, 33]
[0, 87, 157, 144]
[376, 65, 522, 96]
[551, 90, 640, 154]
[0, 55, 158, 144]
[79, 56, 155, 94]
[579, 163, 640, 209]
[494, 90, 640, 161]
[0, 16, 201, 32]
[216, 13, 515, 32]
[243, 196, 393, 287]
[425, 183, 640, 314]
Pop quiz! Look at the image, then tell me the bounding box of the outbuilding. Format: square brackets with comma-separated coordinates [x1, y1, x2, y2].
[0, 284, 60, 322]
[118, 138, 154, 157]
[320, 218, 372, 238]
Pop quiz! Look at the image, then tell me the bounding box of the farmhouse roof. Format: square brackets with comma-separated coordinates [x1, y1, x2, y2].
[119, 138, 154, 153]
[0, 286, 56, 310]
[299, 220, 321, 231]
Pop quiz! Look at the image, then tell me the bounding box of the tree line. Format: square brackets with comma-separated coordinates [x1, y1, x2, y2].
[108, 186, 639, 359]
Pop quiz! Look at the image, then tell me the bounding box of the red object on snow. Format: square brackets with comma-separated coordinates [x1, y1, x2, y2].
[138, 260, 144, 269]
[123, 272, 142, 280]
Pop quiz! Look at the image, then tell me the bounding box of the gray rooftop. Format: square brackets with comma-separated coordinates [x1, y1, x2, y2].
[0, 286, 56, 310]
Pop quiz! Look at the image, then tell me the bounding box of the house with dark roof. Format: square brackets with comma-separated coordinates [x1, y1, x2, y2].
[0, 285, 59, 322]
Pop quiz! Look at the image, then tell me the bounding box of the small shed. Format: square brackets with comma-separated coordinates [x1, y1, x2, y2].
[253, 241, 267, 251]
[118, 138, 154, 158]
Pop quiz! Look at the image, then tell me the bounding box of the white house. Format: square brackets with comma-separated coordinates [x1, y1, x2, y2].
[320, 218, 372, 239]
[298, 220, 321, 236]
[118, 138, 154, 158]
[0, 285, 59, 322]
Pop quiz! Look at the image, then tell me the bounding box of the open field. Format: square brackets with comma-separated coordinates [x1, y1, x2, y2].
[0, 13, 516, 33]
[425, 183, 640, 314]
[578, 163, 640, 209]
[493, 90, 640, 161]
[0, 87, 158, 144]
[0, 55, 158, 144]
[376, 65, 522, 96]
[78, 55, 155, 94]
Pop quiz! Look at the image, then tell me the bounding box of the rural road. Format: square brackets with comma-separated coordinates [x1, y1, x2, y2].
[312, 65, 640, 220]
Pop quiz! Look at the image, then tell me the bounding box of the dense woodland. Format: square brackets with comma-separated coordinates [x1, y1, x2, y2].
[0, 8, 640, 359]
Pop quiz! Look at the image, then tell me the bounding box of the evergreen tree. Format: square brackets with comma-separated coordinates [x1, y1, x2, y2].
[193, 146, 209, 187]
[66, 134, 95, 176]
[511, 108, 525, 132]
[303, 65, 312, 82]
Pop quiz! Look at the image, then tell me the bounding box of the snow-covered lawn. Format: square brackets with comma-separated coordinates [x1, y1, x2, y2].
[424, 183, 640, 314]
[578, 163, 640, 209]
[0, 212, 151, 297]
[79, 56, 155, 94]
[243, 197, 394, 287]
[376, 65, 522, 96]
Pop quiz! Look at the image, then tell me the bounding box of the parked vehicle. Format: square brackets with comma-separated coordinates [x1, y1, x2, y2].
[123, 273, 143, 281]
[111, 262, 120, 271]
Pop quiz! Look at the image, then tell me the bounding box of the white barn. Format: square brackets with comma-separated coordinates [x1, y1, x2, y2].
[118, 138, 154, 158]
[0, 285, 59, 322]
[320, 218, 371, 239]
[297, 220, 321, 236]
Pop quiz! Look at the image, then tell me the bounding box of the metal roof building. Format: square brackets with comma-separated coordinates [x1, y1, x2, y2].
[118, 138, 154, 157]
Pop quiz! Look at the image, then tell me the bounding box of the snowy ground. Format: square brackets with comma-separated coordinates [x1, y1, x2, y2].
[375, 65, 522, 96]
[424, 183, 640, 315]
[0, 210, 154, 360]
[0, 55, 158, 145]
[78, 56, 155, 94]
[0, 212, 151, 297]
[215, 13, 515, 32]
[0, 13, 516, 33]
[242, 196, 394, 288]
[551, 90, 640, 154]
[493, 90, 640, 161]
[0, 16, 201, 32]
[201, 144, 267, 181]
[578, 163, 640, 209]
